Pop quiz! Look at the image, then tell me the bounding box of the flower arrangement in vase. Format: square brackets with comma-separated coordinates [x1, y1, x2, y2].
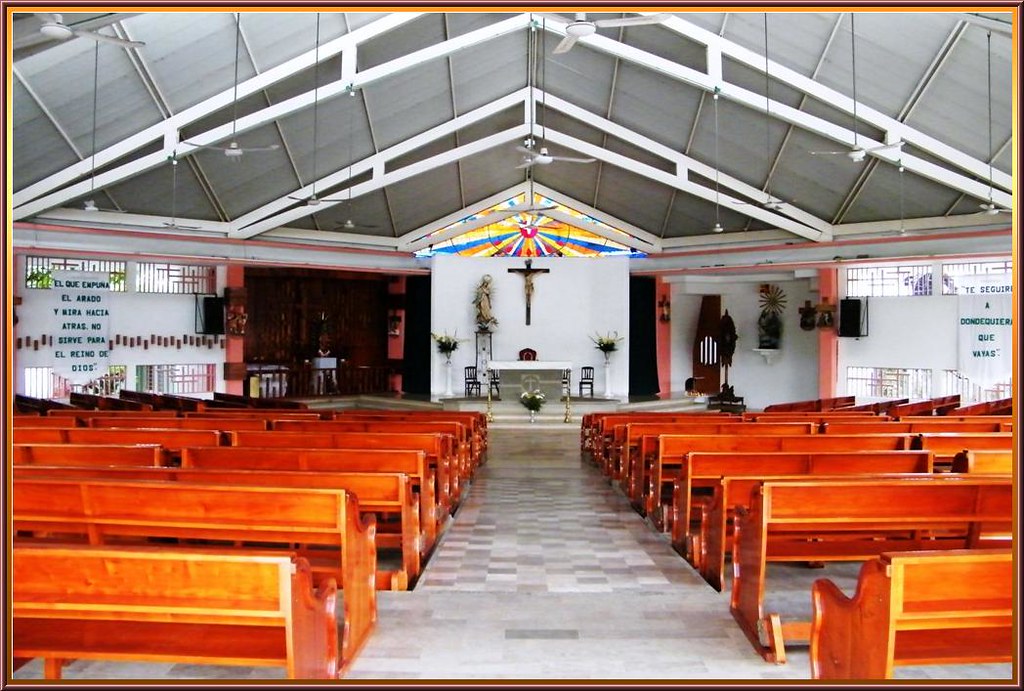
[520, 389, 545, 421]
[431, 331, 463, 362]
[591, 331, 623, 362]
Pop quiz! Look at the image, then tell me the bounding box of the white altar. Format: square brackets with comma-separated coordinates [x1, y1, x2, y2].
[486, 360, 573, 423]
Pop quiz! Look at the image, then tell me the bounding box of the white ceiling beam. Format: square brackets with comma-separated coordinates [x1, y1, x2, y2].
[12, 12, 422, 212]
[653, 13, 1012, 191]
[543, 91, 833, 236]
[542, 130, 825, 243]
[233, 125, 531, 239]
[541, 15, 1011, 200]
[232, 89, 531, 232]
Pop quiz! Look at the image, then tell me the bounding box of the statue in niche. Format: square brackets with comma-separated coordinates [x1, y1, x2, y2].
[474, 274, 499, 332]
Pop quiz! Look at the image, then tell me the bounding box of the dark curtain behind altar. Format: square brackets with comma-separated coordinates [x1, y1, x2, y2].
[402, 275, 432, 395]
[628, 276, 660, 397]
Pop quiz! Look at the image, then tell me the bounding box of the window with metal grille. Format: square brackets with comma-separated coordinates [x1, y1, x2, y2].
[24, 256, 126, 291]
[136, 262, 216, 294]
[845, 264, 933, 297]
[24, 365, 127, 399]
[135, 363, 215, 394]
[846, 366, 932, 399]
[940, 260, 1013, 295]
[941, 370, 1011, 404]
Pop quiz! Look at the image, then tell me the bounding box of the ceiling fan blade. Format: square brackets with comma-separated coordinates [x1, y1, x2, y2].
[516, 145, 539, 156]
[551, 155, 596, 164]
[514, 159, 535, 169]
[865, 140, 905, 154]
[75, 29, 145, 47]
[594, 13, 671, 28]
[553, 34, 578, 54]
[808, 150, 850, 156]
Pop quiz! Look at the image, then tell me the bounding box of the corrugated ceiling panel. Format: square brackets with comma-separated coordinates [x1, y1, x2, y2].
[609, 62, 699, 151]
[386, 163, 463, 233]
[450, 32, 526, 115]
[362, 59, 454, 151]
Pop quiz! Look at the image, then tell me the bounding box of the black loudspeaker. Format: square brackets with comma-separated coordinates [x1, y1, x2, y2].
[838, 298, 868, 337]
[199, 296, 225, 335]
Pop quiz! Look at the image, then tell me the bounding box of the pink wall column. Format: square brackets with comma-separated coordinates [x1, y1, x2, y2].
[655, 277, 672, 397]
[817, 268, 839, 399]
[388, 276, 406, 393]
[224, 265, 245, 395]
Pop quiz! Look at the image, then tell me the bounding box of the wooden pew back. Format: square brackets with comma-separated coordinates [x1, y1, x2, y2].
[12, 443, 167, 467]
[950, 450, 1014, 474]
[13, 545, 338, 679]
[810, 548, 1013, 679]
[13, 478, 376, 667]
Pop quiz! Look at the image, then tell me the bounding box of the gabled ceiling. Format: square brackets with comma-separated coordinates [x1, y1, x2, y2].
[10, 9, 1015, 265]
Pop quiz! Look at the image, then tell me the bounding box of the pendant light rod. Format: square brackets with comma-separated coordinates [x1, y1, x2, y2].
[230, 12, 241, 138]
[850, 13, 859, 148]
[986, 30, 994, 203]
[311, 13, 321, 196]
[89, 40, 99, 202]
[763, 13, 772, 201]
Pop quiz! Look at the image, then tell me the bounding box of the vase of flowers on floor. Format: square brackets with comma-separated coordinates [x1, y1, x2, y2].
[520, 389, 545, 422]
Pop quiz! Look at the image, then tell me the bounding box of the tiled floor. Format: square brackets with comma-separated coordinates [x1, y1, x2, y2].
[12, 427, 1015, 683]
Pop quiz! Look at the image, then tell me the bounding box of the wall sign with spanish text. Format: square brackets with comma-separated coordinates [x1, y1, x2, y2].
[50, 271, 111, 385]
[957, 275, 1011, 389]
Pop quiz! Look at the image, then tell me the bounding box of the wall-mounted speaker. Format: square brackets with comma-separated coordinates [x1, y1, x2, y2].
[197, 296, 225, 335]
[838, 298, 868, 337]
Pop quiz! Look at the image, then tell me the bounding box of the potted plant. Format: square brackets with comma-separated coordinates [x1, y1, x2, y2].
[519, 389, 545, 422]
[591, 331, 623, 362]
[431, 331, 463, 363]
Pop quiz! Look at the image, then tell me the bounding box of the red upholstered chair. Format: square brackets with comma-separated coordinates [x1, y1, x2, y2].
[518, 348, 537, 361]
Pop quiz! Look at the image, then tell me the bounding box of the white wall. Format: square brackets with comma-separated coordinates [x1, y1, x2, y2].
[14, 255, 227, 397]
[430, 255, 629, 398]
[668, 277, 819, 410]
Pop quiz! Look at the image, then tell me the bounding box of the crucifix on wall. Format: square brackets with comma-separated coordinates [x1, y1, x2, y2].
[507, 259, 550, 326]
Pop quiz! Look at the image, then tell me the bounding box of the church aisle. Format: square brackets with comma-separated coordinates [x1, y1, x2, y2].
[347, 427, 812, 680]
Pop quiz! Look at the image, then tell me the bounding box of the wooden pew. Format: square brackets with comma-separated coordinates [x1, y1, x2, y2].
[14, 464, 420, 591]
[587, 412, 733, 471]
[730, 476, 1012, 663]
[336, 410, 488, 458]
[213, 391, 308, 408]
[271, 419, 469, 505]
[810, 549, 1013, 679]
[232, 429, 455, 511]
[11, 428, 229, 462]
[822, 420, 1007, 435]
[910, 432, 1014, 469]
[13, 545, 339, 679]
[184, 410, 328, 421]
[13, 478, 376, 669]
[626, 422, 817, 510]
[14, 394, 79, 413]
[46, 408, 178, 420]
[950, 450, 1014, 474]
[666, 449, 935, 583]
[180, 445, 442, 554]
[12, 444, 168, 467]
[87, 415, 271, 431]
[647, 433, 912, 528]
[763, 396, 856, 412]
[942, 397, 1013, 416]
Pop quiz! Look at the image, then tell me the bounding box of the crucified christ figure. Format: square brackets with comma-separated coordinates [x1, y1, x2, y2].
[507, 259, 550, 326]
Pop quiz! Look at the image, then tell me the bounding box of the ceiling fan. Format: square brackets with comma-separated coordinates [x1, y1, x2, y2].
[181, 13, 279, 158]
[516, 19, 595, 170]
[976, 31, 1011, 217]
[36, 13, 145, 47]
[808, 14, 904, 163]
[553, 12, 671, 54]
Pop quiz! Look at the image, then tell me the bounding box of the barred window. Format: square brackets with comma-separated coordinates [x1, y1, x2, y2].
[24, 365, 127, 399]
[940, 260, 1013, 295]
[136, 363, 215, 394]
[136, 262, 216, 294]
[846, 366, 932, 399]
[845, 264, 933, 297]
[941, 370, 1012, 404]
[24, 256, 126, 291]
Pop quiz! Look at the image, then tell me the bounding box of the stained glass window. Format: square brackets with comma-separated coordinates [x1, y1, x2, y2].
[414, 193, 647, 258]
